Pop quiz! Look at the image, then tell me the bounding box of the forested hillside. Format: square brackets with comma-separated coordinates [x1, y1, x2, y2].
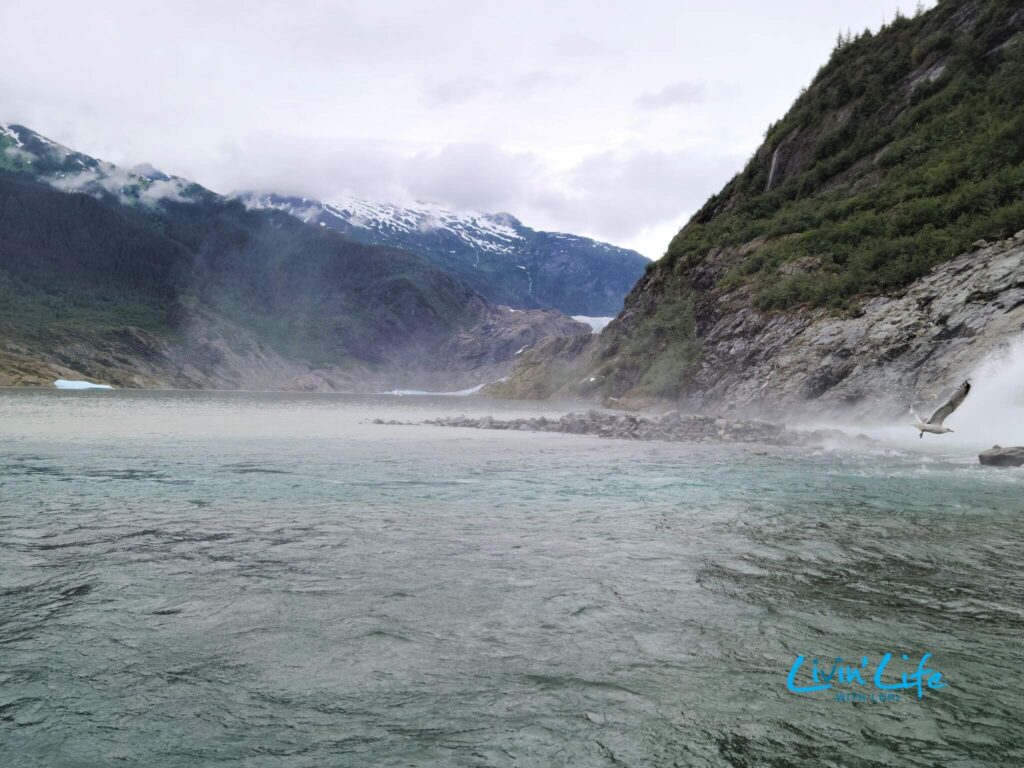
[494, 0, 1024, 414]
[599, 0, 1024, 401]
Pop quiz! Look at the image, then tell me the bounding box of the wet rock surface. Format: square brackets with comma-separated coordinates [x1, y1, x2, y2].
[979, 446, 1024, 467]
[376, 410, 868, 447]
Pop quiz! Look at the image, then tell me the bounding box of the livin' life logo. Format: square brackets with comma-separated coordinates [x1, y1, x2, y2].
[786, 653, 946, 702]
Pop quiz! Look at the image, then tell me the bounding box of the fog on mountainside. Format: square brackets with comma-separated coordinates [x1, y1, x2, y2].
[0, 125, 591, 391]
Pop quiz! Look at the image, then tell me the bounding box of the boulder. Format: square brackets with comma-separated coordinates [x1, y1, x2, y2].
[978, 446, 1024, 467]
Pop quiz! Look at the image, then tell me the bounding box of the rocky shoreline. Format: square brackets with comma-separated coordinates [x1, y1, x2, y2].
[374, 409, 870, 447]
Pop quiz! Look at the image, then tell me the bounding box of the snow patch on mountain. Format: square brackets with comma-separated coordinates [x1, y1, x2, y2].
[352, 199, 512, 253]
[242, 193, 527, 256]
[1, 123, 201, 210]
[46, 160, 194, 207]
[571, 316, 614, 333]
[0, 123, 24, 147]
[235, 191, 649, 315]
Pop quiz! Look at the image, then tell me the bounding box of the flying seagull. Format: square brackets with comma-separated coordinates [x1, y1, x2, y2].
[909, 380, 971, 438]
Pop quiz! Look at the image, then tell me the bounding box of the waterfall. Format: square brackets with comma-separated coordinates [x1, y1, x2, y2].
[951, 336, 1024, 447]
[838, 336, 1024, 451]
[765, 146, 782, 192]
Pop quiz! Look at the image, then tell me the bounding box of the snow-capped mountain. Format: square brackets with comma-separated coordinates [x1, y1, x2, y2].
[236, 192, 649, 316]
[0, 123, 210, 208]
[1, 121, 647, 316]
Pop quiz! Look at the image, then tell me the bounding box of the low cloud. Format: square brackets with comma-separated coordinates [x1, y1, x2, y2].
[207, 135, 407, 204]
[137, 177, 192, 206]
[422, 70, 578, 108]
[635, 81, 708, 109]
[543, 146, 743, 242]
[205, 132, 742, 256]
[423, 78, 491, 107]
[406, 143, 537, 211]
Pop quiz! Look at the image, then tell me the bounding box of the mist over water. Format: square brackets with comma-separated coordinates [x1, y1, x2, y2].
[1, 389, 1022, 766]
[952, 337, 1024, 446]
[811, 336, 1024, 452]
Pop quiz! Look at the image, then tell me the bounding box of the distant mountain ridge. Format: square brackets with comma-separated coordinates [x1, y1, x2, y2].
[0, 122, 647, 318]
[0, 123, 213, 206]
[236, 192, 649, 316]
[0, 123, 588, 390]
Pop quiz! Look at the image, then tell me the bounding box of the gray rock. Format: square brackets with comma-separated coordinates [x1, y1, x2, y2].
[979, 445, 1024, 467]
[418, 409, 869, 447]
[681, 234, 1024, 418]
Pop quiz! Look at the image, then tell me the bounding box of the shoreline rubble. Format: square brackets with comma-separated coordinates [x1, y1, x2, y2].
[374, 409, 871, 447]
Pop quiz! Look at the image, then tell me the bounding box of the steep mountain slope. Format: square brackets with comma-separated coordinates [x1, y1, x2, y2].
[0, 126, 588, 389]
[236, 192, 648, 316]
[495, 0, 1024, 415]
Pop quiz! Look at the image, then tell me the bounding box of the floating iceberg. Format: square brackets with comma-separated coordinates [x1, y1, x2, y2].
[384, 381, 494, 397]
[54, 379, 114, 390]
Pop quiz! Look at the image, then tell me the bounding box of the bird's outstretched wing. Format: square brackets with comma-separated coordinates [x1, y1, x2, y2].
[928, 380, 971, 425]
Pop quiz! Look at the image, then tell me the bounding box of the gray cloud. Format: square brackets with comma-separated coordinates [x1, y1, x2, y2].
[0, 0, 935, 257]
[551, 34, 611, 59]
[210, 135, 407, 203]
[549, 147, 743, 240]
[635, 81, 708, 109]
[212, 132, 739, 249]
[423, 70, 580, 108]
[406, 143, 537, 211]
[423, 78, 491, 108]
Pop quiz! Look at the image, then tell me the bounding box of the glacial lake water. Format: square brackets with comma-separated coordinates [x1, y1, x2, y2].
[1, 389, 1022, 767]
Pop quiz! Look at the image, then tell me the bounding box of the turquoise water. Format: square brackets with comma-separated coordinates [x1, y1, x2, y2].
[1, 390, 1022, 767]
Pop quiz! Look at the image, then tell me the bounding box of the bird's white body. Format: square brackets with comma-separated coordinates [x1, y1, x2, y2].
[909, 380, 970, 438]
[912, 417, 952, 435]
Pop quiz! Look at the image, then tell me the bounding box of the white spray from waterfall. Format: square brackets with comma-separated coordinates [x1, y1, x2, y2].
[828, 336, 1024, 453]
[948, 336, 1024, 449]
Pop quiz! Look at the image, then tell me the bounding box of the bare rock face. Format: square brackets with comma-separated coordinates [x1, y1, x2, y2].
[688, 234, 1024, 418]
[483, 333, 598, 400]
[979, 446, 1024, 467]
[437, 306, 588, 371]
[377, 307, 591, 393]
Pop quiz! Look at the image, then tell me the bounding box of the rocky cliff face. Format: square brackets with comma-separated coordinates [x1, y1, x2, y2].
[490, 233, 1024, 414]
[669, 232, 1024, 416]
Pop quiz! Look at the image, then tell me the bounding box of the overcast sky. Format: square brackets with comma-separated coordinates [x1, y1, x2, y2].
[0, 1, 932, 258]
